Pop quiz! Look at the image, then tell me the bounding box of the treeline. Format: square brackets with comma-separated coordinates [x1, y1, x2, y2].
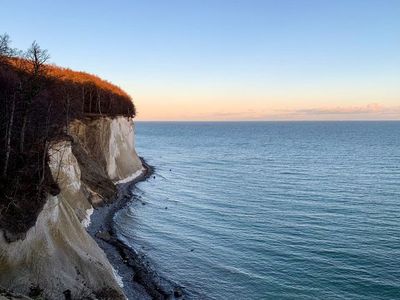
[0, 34, 135, 238]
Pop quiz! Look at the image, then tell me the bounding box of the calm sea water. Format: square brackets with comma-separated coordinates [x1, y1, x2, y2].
[115, 122, 400, 300]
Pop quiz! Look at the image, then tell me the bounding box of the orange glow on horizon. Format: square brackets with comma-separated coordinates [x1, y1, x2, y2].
[126, 85, 400, 121]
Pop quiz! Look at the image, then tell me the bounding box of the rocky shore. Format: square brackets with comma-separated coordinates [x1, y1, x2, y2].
[88, 159, 185, 300]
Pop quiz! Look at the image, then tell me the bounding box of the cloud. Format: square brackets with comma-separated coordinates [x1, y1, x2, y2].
[189, 109, 269, 120]
[168, 103, 400, 121]
[281, 103, 400, 116]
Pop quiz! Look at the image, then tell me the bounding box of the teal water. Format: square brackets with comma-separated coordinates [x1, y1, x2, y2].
[115, 122, 400, 299]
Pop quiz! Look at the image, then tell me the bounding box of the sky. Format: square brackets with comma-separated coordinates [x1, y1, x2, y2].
[1, 0, 399, 121]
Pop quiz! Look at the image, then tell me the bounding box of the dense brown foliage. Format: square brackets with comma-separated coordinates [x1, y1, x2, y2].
[0, 36, 135, 238]
[7, 57, 135, 116]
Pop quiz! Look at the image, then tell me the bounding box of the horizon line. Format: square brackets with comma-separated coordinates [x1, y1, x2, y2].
[135, 119, 400, 122]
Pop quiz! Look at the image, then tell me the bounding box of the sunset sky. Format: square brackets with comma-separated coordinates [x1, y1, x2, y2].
[2, 0, 399, 120]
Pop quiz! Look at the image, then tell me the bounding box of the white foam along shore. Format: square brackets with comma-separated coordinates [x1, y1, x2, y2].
[115, 167, 145, 184]
[82, 207, 94, 228]
[83, 167, 144, 228]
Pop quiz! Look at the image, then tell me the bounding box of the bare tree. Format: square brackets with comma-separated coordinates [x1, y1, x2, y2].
[0, 33, 19, 64]
[25, 41, 50, 78]
[1, 33, 16, 176]
[0, 33, 11, 59]
[19, 41, 50, 153]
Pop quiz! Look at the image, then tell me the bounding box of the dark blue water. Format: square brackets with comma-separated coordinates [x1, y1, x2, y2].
[115, 122, 400, 299]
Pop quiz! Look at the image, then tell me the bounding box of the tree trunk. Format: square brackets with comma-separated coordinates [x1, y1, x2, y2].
[36, 139, 49, 202]
[81, 85, 85, 113]
[89, 89, 92, 113]
[19, 110, 29, 153]
[65, 93, 70, 135]
[97, 89, 102, 115]
[3, 93, 16, 176]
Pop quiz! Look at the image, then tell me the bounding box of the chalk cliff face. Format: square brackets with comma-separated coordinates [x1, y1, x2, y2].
[0, 117, 143, 299]
[70, 117, 143, 182]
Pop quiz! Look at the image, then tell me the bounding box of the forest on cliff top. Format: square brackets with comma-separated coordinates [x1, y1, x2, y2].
[0, 34, 135, 238]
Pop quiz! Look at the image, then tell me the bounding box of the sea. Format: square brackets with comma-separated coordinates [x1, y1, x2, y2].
[114, 121, 400, 300]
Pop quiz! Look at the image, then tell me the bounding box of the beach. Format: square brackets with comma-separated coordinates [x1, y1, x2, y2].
[87, 158, 185, 300]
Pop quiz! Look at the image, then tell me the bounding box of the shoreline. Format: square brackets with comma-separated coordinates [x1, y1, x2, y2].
[87, 158, 185, 300]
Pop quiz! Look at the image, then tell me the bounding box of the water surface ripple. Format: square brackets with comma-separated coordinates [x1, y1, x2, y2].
[115, 122, 400, 299]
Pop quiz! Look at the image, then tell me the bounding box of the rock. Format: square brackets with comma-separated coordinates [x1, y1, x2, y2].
[174, 288, 183, 298]
[62, 290, 72, 300]
[87, 189, 104, 207]
[2, 230, 26, 243]
[96, 231, 112, 242]
[0, 286, 32, 299]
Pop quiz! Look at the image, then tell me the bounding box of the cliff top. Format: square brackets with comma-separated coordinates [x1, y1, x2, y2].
[0, 35, 136, 237]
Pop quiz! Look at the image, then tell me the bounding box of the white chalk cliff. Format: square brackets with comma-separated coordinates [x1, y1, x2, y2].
[0, 117, 143, 299]
[70, 117, 143, 182]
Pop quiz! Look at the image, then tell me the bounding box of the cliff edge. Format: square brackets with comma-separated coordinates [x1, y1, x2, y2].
[0, 117, 143, 299]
